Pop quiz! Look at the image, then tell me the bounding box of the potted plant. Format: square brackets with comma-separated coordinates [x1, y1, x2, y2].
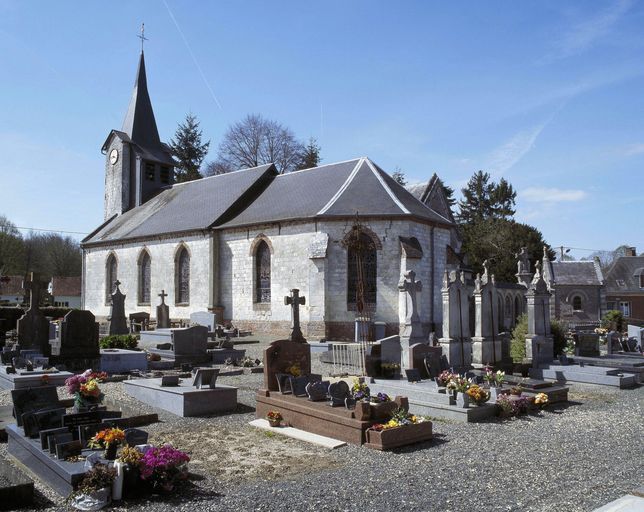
[365, 408, 433, 450]
[116, 446, 145, 499]
[266, 410, 283, 427]
[466, 384, 490, 406]
[65, 370, 108, 412]
[140, 444, 190, 494]
[88, 428, 125, 460]
[69, 463, 116, 510]
[436, 370, 455, 388]
[450, 375, 471, 408]
[533, 392, 549, 409]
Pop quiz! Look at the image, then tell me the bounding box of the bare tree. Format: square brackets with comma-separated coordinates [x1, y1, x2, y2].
[213, 114, 304, 174]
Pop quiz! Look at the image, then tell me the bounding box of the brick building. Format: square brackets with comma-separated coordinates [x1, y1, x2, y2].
[603, 248, 644, 321]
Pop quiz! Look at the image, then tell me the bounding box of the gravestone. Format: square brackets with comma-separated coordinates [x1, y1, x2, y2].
[398, 270, 425, 365]
[56, 440, 82, 460]
[16, 273, 50, 356]
[472, 261, 501, 366]
[284, 289, 306, 343]
[156, 290, 170, 329]
[40, 427, 69, 450]
[576, 333, 600, 357]
[328, 380, 351, 407]
[439, 270, 472, 370]
[379, 336, 402, 367]
[524, 257, 553, 367]
[108, 281, 128, 335]
[190, 311, 217, 332]
[405, 368, 422, 382]
[78, 423, 105, 448]
[62, 411, 102, 431]
[51, 310, 100, 371]
[173, 326, 209, 361]
[11, 386, 59, 427]
[124, 428, 149, 447]
[409, 343, 441, 378]
[262, 340, 311, 392]
[289, 375, 310, 397]
[22, 408, 65, 438]
[306, 381, 329, 401]
[192, 368, 219, 389]
[129, 312, 150, 333]
[48, 432, 73, 455]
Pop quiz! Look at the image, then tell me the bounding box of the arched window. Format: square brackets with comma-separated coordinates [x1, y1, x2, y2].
[175, 247, 190, 304]
[255, 241, 271, 303]
[138, 250, 151, 304]
[347, 233, 377, 310]
[572, 295, 582, 311]
[105, 254, 117, 304]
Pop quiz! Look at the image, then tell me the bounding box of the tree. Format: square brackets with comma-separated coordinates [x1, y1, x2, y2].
[0, 215, 25, 276]
[460, 218, 555, 283]
[456, 171, 516, 224]
[391, 167, 407, 186]
[169, 113, 210, 183]
[440, 180, 456, 208]
[203, 160, 233, 176]
[297, 138, 322, 170]
[216, 114, 304, 174]
[585, 244, 635, 269]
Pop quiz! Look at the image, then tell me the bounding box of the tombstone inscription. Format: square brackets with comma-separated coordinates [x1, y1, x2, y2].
[11, 386, 59, 427]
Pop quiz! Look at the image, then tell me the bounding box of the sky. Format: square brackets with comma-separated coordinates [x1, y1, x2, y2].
[0, 1, 643, 260]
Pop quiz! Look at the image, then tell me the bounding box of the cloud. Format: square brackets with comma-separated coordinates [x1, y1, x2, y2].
[522, 187, 588, 203]
[622, 143, 644, 156]
[486, 121, 549, 176]
[550, 0, 633, 60]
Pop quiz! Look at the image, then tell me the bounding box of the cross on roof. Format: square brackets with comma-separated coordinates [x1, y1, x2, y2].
[137, 23, 148, 52]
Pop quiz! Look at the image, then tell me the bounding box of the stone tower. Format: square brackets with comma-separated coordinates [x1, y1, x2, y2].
[101, 51, 175, 220]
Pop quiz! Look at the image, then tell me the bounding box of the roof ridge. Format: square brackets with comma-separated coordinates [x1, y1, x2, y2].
[280, 157, 362, 175]
[169, 164, 274, 187]
[317, 158, 364, 215]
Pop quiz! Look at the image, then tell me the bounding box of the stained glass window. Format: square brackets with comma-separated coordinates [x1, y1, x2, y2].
[256, 241, 271, 303]
[177, 248, 190, 304]
[139, 251, 151, 304]
[106, 254, 117, 304]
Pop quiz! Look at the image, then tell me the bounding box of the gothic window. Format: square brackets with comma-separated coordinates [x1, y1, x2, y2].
[572, 295, 582, 311]
[347, 233, 377, 309]
[255, 241, 271, 303]
[105, 254, 117, 304]
[176, 247, 190, 304]
[138, 250, 151, 304]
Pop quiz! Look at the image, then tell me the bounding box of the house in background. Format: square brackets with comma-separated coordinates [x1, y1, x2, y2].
[0, 276, 24, 305]
[49, 276, 82, 308]
[603, 247, 644, 321]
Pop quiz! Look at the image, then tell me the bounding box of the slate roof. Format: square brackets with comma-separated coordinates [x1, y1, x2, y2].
[51, 276, 81, 297]
[84, 158, 452, 245]
[551, 261, 603, 286]
[83, 164, 275, 245]
[218, 158, 452, 229]
[604, 256, 644, 293]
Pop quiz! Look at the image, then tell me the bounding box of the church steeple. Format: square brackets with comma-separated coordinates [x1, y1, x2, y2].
[121, 52, 162, 148]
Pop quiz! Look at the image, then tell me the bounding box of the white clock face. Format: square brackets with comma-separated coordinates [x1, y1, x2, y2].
[109, 149, 119, 165]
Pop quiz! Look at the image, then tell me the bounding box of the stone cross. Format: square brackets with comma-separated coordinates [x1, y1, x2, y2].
[156, 289, 170, 329]
[398, 270, 422, 327]
[23, 273, 42, 309]
[284, 289, 306, 343]
[158, 289, 168, 304]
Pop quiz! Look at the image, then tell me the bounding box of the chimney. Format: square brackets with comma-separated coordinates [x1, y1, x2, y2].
[626, 247, 636, 257]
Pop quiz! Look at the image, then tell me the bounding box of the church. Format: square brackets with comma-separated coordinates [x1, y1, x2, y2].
[81, 51, 457, 340]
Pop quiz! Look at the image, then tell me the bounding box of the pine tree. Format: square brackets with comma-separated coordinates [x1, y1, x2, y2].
[169, 114, 210, 183]
[456, 171, 516, 224]
[297, 138, 322, 170]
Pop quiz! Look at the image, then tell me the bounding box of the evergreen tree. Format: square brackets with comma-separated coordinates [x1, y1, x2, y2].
[169, 113, 210, 183]
[456, 170, 516, 223]
[491, 177, 517, 219]
[297, 138, 322, 170]
[392, 167, 407, 186]
[437, 177, 456, 208]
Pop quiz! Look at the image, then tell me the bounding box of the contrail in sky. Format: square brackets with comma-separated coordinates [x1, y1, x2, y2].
[162, 0, 223, 110]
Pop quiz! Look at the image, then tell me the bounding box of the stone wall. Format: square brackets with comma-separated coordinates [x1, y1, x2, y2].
[553, 284, 604, 323]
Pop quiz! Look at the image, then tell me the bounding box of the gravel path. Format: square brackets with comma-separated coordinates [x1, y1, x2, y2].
[1, 339, 642, 512]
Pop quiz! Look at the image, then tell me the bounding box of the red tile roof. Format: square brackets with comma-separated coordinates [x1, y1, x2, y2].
[0, 275, 24, 296]
[51, 276, 81, 297]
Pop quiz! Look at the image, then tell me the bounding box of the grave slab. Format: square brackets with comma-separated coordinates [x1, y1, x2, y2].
[99, 348, 148, 373]
[530, 363, 638, 388]
[0, 367, 73, 391]
[249, 419, 347, 449]
[123, 378, 237, 417]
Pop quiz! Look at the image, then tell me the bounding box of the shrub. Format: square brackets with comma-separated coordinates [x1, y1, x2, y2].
[551, 318, 568, 356]
[601, 310, 624, 331]
[510, 313, 528, 362]
[99, 334, 138, 350]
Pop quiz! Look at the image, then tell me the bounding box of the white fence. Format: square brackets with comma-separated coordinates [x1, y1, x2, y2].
[331, 342, 367, 376]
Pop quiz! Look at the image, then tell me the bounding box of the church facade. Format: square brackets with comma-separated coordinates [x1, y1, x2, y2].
[81, 52, 455, 340]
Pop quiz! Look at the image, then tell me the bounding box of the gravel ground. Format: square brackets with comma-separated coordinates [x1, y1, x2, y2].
[1, 338, 642, 512]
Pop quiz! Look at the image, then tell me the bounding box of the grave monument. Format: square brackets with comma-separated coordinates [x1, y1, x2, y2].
[439, 269, 472, 370]
[398, 270, 426, 367]
[471, 261, 501, 367]
[108, 281, 128, 335]
[16, 273, 50, 356]
[524, 261, 554, 367]
[156, 290, 170, 329]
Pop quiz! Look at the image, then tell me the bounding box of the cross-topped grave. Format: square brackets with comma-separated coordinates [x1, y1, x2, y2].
[472, 262, 501, 366]
[109, 280, 128, 335]
[398, 269, 425, 366]
[157, 289, 170, 328]
[284, 288, 306, 343]
[439, 269, 472, 370]
[17, 273, 50, 355]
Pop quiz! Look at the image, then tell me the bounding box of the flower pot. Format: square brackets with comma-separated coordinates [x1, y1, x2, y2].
[103, 444, 117, 461]
[455, 392, 470, 408]
[365, 421, 433, 450]
[268, 419, 281, 428]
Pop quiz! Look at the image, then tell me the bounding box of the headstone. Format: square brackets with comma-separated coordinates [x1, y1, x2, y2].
[173, 326, 208, 358]
[48, 432, 73, 455]
[328, 380, 351, 407]
[379, 336, 402, 367]
[156, 290, 170, 329]
[78, 423, 105, 448]
[40, 427, 69, 450]
[262, 340, 311, 392]
[62, 411, 102, 430]
[56, 440, 82, 460]
[576, 333, 600, 357]
[524, 256, 553, 367]
[306, 381, 329, 401]
[190, 311, 217, 332]
[108, 281, 128, 335]
[472, 261, 501, 366]
[124, 428, 149, 447]
[192, 368, 219, 389]
[284, 289, 306, 343]
[128, 312, 150, 333]
[409, 343, 440, 378]
[398, 270, 425, 364]
[289, 375, 310, 397]
[16, 273, 50, 355]
[439, 270, 472, 369]
[51, 310, 100, 370]
[405, 368, 422, 382]
[161, 375, 180, 387]
[22, 408, 65, 438]
[11, 386, 59, 427]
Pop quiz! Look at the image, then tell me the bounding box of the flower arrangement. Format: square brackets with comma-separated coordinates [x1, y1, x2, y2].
[140, 444, 190, 493]
[351, 379, 371, 401]
[436, 370, 455, 387]
[88, 428, 125, 449]
[117, 445, 143, 465]
[78, 463, 116, 492]
[496, 395, 530, 417]
[510, 386, 522, 396]
[534, 393, 549, 408]
[285, 364, 301, 377]
[483, 367, 505, 387]
[466, 384, 490, 404]
[369, 392, 391, 404]
[65, 369, 108, 409]
[266, 411, 283, 422]
[369, 408, 428, 431]
[449, 375, 471, 393]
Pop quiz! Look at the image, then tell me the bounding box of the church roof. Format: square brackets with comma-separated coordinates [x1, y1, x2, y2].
[550, 261, 603, 286]
[217, 158, 452, 229]
[83, 164, 276, 244]
[84, 158, 452, 246]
